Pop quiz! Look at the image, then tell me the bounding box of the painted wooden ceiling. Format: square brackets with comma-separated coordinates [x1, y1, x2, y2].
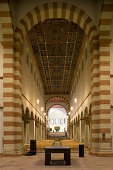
[28, 19, 85, 94]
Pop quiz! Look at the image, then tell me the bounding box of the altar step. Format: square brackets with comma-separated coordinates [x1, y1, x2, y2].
[46, 137, 69, 141]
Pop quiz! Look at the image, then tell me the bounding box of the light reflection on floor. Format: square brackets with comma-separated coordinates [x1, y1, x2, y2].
[0, 151, 113, 170]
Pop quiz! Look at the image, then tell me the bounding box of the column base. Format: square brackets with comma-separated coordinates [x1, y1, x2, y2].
[89, 145, 113, 156]
[3, 146, 24, 156]
[2, 153, 23, 157]
[89, 150, 113, 157]
[0, 153, 3, 157]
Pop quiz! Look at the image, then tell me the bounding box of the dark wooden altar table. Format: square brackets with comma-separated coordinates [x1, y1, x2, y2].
[44, 146, 71, 165]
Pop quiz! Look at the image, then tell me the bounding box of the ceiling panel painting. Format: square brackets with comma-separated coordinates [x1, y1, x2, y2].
[28, 18, 85, 94]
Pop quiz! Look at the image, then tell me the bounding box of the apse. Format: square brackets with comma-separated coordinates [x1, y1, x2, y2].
[48, 105, 67, 132]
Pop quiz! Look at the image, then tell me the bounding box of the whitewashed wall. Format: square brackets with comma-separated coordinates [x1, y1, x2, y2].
[48, 107, 67, 132]
[70, 40, 91, 121]
[22, 39, 45, 120]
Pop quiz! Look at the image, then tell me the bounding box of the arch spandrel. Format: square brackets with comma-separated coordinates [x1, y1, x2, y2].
[45, 96, 70, 114]
[15, 2, 98, 48]
[14, 3, 98, 124]
[47, 104, 68, 115]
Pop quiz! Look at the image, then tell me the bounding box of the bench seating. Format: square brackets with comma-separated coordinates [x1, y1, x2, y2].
[23, 144, 30, 151]
[60, 140, 84, 151]
[24, 140, 55, 152]
[36, 140, 55, 149]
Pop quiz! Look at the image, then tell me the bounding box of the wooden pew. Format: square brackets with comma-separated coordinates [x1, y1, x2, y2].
[60, 140, 84, 152]
[24, 140, 55, 152]
[36, 140, 55, 151]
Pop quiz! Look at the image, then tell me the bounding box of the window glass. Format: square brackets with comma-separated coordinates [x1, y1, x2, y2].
[51, 119, 54, 125]
[60, 119, 64, 124]
[55, 118, 59, 125]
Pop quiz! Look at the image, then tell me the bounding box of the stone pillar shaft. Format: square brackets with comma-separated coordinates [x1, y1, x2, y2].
[26, 123, 30, 144]
[29, 120, 35, 140]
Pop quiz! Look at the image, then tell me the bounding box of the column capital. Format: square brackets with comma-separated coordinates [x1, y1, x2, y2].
[35, 122, 39, 127]
[76, 122, 79, 127]
[23, 115, 30, 123]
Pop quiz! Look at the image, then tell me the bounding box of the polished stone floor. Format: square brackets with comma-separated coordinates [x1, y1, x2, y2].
[0, 151, 113, 170]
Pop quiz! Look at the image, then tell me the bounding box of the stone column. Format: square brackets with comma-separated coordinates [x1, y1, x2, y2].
[38, 125, 41, 141]
[22, 120, 25, 144]
[77, 121, 80, 141]
[111, 107, 113, 152]
[70, 124, 72, 140]
[36, 124, 40, 141]
[75, 124, 77, 141]
[40, 124, 43, 140]
[1, 1, 22, 155]
[42, 125, 45, 140]
[81, 119, 85, 143]
[29, 119, 35, 140]
[72, 124, 73, 139]
[73, 124, 75, 140]
[74, 124, 76, 141]
[76, 122, 80, 141]
[67, 115, 70, 138]
[35, 125, 37, 141]
[90, 1, 113, 155]
[0, 109, 3, 153]
[76, 125, 78, 141]
[35, 118, 39, 141]
[84, 119, 90, 146]
[25, 122, 30, 144]
[35, 123, 40, 141]
[79, 120, 82, 142]
[89, 120, 92, 148]
[42, 125, 43, 140]
[45, 116, 47, 138]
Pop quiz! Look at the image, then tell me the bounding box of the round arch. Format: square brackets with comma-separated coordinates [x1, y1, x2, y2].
[13, 1, 104, 154]
[84, 106, 89, 117]
[45, 95, 69, 103]
[1, 0, 113, 156]
[81, 111, 84, 119]
[14, 2, 99, 140]
[15, 2, 98, 46]
[47, 104, 68, 115]
[14, 2, 99, 135]
[45, 96, 70, 114]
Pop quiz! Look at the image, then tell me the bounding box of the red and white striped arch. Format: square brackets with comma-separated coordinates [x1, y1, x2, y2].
[0, 0, 98, 155]
[1, 0, 113, 155]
